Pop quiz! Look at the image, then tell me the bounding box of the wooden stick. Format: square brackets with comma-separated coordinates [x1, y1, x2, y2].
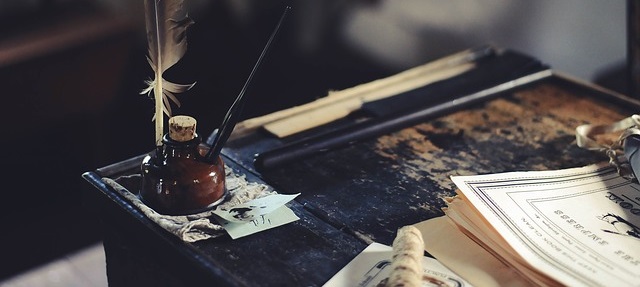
[204, 5, 290, 162]
[263, 63, 474, 138]
[229, 46, 494, 140]
[253, 69, 552, 171]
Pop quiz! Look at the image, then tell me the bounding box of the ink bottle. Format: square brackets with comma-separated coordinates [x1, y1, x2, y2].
[140, 115, 227, 215]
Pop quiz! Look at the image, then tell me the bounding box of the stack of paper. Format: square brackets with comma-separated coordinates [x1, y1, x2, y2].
[415, 164, 640, 287]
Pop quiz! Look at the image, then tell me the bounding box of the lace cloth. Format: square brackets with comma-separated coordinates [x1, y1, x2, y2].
[102, 166, 277, 242]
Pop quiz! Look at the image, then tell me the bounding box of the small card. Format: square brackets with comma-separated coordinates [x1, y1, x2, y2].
[213, 193, 301, 239]
[213, 193, 300, 223]
[323, 242, 473, 287]
[217, 205, 299, 239]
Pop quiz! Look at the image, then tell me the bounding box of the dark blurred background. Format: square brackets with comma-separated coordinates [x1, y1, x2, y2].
[0, 0, 628, 280]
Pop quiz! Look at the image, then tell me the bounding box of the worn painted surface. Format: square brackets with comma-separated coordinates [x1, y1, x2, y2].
[375, 83, 627, 189]
[87, 77, 637, 287]
[251, 80, 634, 246]
[86, 157, 366, 287]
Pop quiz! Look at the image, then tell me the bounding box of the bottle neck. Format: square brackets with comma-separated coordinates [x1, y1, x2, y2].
[159, 133, 203, 161]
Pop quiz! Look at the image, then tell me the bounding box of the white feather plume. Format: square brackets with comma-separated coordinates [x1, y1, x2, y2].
[141, 0, 195, 146]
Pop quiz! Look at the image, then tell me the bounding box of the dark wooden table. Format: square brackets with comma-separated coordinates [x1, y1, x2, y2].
[83, 72, 639, 287]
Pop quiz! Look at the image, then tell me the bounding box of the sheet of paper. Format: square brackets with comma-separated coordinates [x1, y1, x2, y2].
[322, 242, 473, 287]
[414, 217, 535, 287]
[216, 205, 299, 239]
[450, 164, 640, 286]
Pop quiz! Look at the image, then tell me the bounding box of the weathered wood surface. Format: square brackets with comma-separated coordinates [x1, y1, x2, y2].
[84, 75, 638, 286]
[225, 76, 636, 246]
[83, 157, 366, 287]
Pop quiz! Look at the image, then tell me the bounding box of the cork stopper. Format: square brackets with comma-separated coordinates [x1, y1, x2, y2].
[168, 115, 197, 142]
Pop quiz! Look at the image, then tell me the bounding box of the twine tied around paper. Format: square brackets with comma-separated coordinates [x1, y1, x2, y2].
[575, 114, 640, 180]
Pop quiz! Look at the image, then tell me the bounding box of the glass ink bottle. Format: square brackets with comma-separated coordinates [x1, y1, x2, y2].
[140, 115, 227, 215]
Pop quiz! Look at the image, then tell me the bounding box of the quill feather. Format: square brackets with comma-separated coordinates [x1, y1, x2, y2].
[142, 0, 195, 146]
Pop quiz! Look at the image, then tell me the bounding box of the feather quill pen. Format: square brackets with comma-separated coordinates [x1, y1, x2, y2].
[141, 0, 195, 147]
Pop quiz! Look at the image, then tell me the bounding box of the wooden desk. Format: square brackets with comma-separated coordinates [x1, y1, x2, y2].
[83, 73, 639, 286]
